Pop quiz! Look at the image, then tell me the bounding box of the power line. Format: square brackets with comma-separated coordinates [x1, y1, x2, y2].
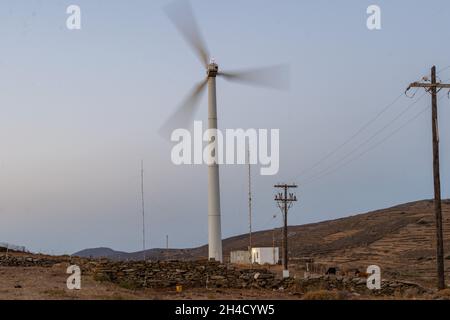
[303, 93, 445, 186]
[437, 65, 450, 74]
[294, 93, 405, 180]
[303, 105, 429, 185]
[301, 91, 427, 182]
[295, 70, 447, 181]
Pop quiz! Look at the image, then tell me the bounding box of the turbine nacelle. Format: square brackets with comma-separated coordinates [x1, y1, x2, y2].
[207, 62, 219, 78]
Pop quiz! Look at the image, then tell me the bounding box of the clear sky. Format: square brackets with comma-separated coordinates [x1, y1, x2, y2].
[1, 0, 450, 254]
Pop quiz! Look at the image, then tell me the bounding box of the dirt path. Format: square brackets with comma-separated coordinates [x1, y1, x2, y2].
[0, 265, 299, 300]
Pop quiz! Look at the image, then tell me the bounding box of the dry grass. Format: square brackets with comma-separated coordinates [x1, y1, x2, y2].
[302, 290, 347, 300]
[0, 265, 300, 300]
[433, 289, 450, 300]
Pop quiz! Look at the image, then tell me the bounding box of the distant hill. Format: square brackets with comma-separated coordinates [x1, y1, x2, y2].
[74, 246, 199, 261]
[73, 247, 127, 259]
[73, 199, 450, 285]
[0, 242, 26, 253]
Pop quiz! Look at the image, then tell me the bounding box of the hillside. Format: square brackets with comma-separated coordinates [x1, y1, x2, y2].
[0, 242, 26, 253]
[73, 247, 127, 259]
[74, 247, 198, 261]
[4, 198, 450, 300]
[75, 199, 450, 285]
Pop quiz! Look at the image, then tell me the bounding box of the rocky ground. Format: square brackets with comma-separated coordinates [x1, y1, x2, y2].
[76, 199, 450, 290]
[1, 252, 450, 300]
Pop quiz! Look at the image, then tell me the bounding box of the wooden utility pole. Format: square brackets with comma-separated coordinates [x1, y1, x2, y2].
[272, 214, 277, 265]
[272, 228, 276, 264]
[274, 183, 298, 277]
[141, 160, 146, 261]
[165, 234, 169, 261]
[248, 147, 253, 264]
[408, 65, 450, 290]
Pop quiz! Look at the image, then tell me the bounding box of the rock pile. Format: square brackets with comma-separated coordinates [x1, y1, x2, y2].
[291, 275, 429, 296]
[91, 259, 275, 289]
[1, 254, 430, 297]
[90, 260, 429, 297]
[0, 254, 60, 267]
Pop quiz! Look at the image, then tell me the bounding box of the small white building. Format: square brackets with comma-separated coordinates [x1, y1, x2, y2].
[230, 250, 251, 264]
[251, 247, 279, 265]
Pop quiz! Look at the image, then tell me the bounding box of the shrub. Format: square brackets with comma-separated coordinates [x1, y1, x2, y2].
[118, 279, 141, 290]
[302, 290, 346, 300]
[434, 289, 450, 299]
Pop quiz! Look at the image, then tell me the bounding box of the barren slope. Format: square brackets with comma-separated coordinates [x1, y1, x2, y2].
[76, 200, 450, 285]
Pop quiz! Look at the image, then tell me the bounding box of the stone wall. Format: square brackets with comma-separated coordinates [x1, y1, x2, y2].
[1, 254, 430, 297]
[90, 259, 429, 296]
[289, 275, 429, 296]
[91, 259, 275, 289]
[0, 254, 61, 267]
[0, 254, 84, 268]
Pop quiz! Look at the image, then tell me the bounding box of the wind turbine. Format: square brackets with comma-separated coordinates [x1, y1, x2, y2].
[161, 0, 289, 262]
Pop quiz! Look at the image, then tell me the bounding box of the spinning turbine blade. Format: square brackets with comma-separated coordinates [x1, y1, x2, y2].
[162, 1, 290, 263]
[219, 64, 290, 90]
[159, 78, 208, 138]
[164, 0, 210, 68]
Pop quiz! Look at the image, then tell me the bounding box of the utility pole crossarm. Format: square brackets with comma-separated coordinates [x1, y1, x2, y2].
[408, 82, 450, 89]
[409, 82, 450, 88]
[274, 184, 298, 188]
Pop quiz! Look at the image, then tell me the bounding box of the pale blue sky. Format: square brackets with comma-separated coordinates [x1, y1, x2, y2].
[0, 0, 450, 254]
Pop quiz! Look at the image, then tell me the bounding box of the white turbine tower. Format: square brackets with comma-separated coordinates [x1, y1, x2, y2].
[161, 0, 289, 262]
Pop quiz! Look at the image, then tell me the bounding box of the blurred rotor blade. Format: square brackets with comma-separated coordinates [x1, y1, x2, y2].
[164, 0, 210, 68]
[159, 78, 208, 139]
[219, 64, 290, 90]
